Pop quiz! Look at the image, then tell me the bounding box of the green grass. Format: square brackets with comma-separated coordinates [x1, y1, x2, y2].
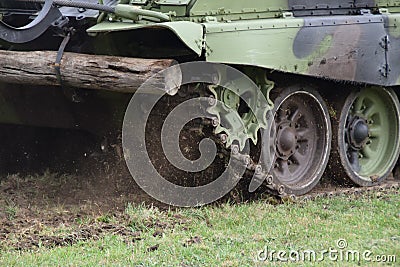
[1, 193, 399, 266]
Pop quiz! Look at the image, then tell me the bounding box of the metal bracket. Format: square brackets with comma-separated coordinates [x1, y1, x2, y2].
[282, 12, 294, 19]
[378, 8, 390, 15]
[203, 16, 218, 23]
[379, 35, 391, 78]
[380, 35, 390, 50]
[359, 9, 371, 15]
[379, 64, 390, 78]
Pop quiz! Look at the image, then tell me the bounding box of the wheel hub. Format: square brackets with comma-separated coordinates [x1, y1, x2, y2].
[276, 122, 297, 159]
[348, 117, 369, 149]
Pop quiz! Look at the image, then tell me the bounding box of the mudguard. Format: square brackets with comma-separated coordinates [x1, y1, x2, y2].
[87, 21, 204, 56]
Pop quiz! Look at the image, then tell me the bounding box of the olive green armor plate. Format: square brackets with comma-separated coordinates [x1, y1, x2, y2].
[88, 0, 400, 86]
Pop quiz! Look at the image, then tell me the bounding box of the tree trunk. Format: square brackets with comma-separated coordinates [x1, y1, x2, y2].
[0, 50, 180, 94]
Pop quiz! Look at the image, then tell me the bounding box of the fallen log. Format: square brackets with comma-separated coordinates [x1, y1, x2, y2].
[0, 50, 180, 94]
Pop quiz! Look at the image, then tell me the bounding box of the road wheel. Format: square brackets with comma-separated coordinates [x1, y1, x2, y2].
[262, 86, 332, 195]
[331, 87, 400, 186]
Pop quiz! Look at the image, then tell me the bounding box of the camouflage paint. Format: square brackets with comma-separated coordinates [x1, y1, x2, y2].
[2, 0, 400, 129]
[84, 0, 400, 86]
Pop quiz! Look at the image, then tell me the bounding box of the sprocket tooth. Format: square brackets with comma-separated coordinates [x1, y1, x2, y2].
[206, 76, 273, 151]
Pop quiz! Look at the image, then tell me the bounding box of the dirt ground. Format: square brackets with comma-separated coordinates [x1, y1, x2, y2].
[0, 124, 251, 251]
[0, 124, 152, 250]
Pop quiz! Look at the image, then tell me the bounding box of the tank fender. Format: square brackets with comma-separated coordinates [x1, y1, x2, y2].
[87, 21, 204, 56]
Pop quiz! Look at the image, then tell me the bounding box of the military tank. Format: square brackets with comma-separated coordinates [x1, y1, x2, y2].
[1, 0, 400, 205]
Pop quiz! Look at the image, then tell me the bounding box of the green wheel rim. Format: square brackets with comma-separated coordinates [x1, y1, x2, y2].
[344, 87, 400, 181]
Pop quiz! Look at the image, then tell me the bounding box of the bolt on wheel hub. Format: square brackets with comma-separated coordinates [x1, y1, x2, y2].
[348, 117, 369, 149]
[276, 122, 297, 159]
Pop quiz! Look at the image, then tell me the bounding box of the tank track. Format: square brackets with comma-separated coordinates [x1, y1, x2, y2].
[222, 137, 400, 202]
[198, 85, 400, 202]
[293, 180, 400, 202]
[141, 79, 399, 203]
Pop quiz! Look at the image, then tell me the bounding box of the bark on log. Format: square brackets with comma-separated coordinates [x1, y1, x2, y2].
[0, 50, 180, 94]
